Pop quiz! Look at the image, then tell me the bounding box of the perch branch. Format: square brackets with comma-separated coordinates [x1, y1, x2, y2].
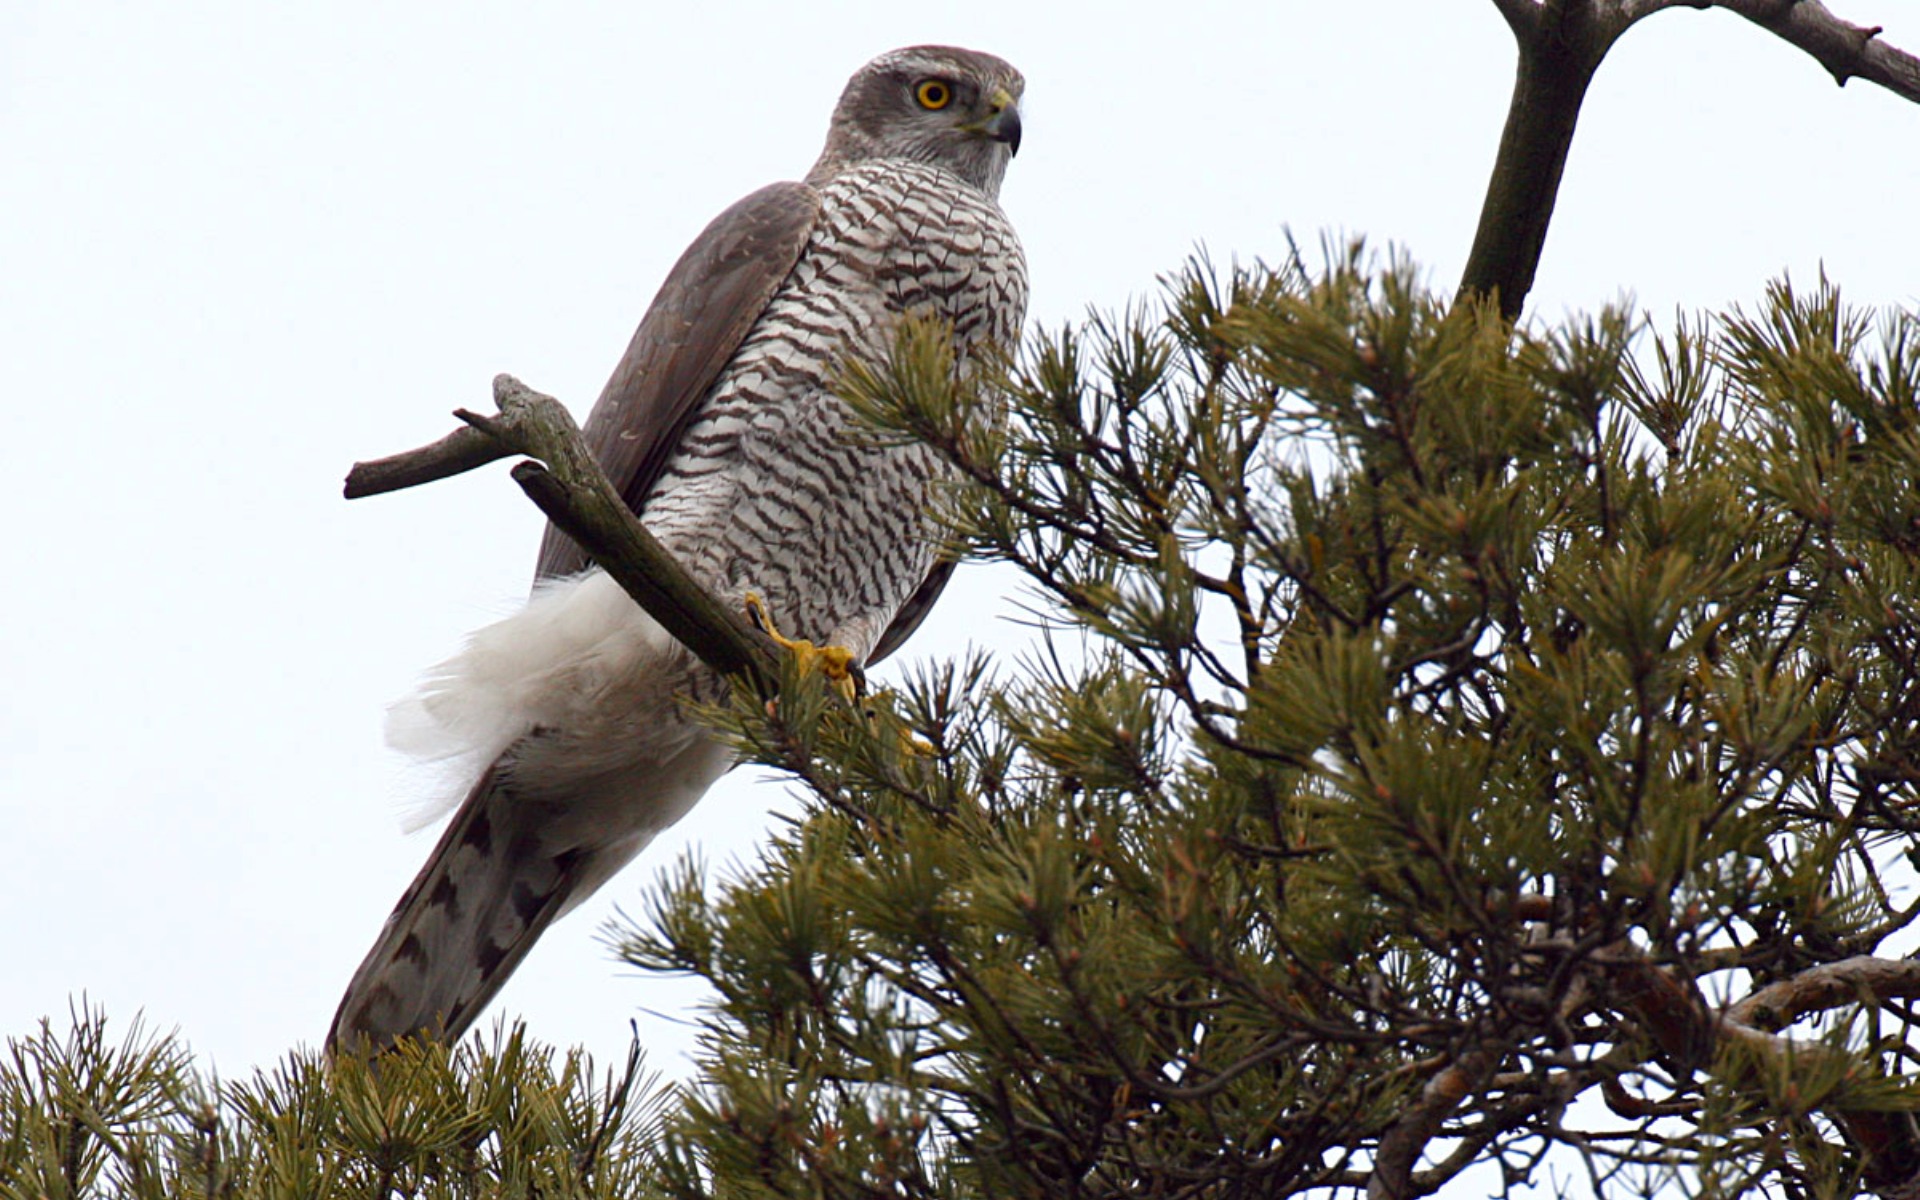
[344, 373, 780, 689]
[1459, 1, 1624, 320]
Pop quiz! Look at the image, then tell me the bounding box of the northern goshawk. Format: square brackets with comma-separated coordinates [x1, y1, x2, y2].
[329, 45, 1027, 1053]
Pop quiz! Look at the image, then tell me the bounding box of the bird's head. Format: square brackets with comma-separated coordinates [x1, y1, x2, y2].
[812, 45, 1024, 196]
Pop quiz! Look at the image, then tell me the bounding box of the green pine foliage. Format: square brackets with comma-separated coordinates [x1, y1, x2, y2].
[626, 247, 1920, 1196]
[9, 248, 1920, 1197]
[1, 1005, 666, 1198]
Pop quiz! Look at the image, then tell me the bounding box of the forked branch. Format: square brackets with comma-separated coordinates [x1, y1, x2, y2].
[343, 374, 781, 689]
[1599, 943, 1920, 1194]
[1462, 0, 1920, 318]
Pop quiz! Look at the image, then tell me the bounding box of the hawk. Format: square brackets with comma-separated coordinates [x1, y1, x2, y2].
[328, 46, 1026, 1053]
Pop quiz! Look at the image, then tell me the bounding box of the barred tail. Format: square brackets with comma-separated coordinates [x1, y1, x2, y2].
[326, 762, 584, 1055]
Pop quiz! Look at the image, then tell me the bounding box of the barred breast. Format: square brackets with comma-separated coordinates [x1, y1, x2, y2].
[641, 157, 1028, 661]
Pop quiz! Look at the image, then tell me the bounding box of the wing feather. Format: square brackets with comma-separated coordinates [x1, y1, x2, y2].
[535, 181, 821, 580]
[868, 557, 956, 666]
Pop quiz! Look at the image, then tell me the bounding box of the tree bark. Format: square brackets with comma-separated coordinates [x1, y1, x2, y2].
[1680, 0, 1920, 102]
[1598, 942, 1920, 1195]
[1458, 10, 1616, 319]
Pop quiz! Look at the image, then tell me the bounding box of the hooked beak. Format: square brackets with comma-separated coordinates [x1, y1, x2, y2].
[981, 87, 1022, 156]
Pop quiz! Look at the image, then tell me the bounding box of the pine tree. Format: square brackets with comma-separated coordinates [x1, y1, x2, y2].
[612, 251, 1920, 1198]
[12, 4, 1920, 1197]
[12, 262, 1920, 1198]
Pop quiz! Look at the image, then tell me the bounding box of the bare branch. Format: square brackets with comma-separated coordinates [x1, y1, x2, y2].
[343, 424, 511, 498]
[347, 373, 781, 690]
[1618, 0, 1920, 99]
[1460, 3, 1628, 318]
[1462, 0, 1920, 317]
[1725, 955, 1920, 1031]
[1490, 0, 1543, 37]
[1714, 0, 1920, 102]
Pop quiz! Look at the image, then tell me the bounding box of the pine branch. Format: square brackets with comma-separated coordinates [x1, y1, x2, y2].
[1724, 957, 1920, 1195]
[1368, 1041, 1503, 1200]
[343, 373, 780, 689]
[1724, 955, 1920, 1031]
[1597, 942, 1920, 1195]
[1462, 0, 1920, 318]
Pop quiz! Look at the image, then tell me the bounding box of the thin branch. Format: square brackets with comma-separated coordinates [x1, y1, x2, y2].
[346, 373, 781, 689]
[1710, 0, 1920, 102]
[343, 424, 511, 499]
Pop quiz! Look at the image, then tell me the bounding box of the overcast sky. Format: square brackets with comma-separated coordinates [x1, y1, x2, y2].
[5, 1, 1918, 1092]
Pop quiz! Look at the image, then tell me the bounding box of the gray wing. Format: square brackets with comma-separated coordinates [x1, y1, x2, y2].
[867, 557, 956, 666]
[535, 181, 821, 580]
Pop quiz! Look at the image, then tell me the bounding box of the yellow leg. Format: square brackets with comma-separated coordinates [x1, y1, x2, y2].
[744, 593, 860, 702]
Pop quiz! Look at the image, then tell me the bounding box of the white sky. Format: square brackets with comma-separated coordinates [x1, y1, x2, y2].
[4, 0, 1918, 1100]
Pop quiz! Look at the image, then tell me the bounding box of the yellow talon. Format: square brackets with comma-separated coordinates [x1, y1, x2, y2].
[745, 592, 860, 702]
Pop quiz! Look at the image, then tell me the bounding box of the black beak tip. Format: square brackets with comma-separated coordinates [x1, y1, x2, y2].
[998, 109, 1029, 156]
[993, 109, 1022, 157]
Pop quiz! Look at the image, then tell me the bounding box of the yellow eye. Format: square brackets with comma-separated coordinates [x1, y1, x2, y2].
[915, 79, 951, 110]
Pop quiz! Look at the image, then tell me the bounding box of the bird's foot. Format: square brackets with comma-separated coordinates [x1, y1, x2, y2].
[745, 593, 862, 703]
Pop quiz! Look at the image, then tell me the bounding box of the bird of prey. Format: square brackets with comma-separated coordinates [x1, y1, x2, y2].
[328, 45, 1027, 1054]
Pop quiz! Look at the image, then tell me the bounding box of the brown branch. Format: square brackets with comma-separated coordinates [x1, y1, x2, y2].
[1721, 956, 1920, 1193]
[1489, 0, 1543, 38]
[1618, 0, 1920, 102]
[1464, 0, 1920, 318]
[1595, 941, 1718, 1069]
[345, 373, 780, 690]
[343, 424, 511, 499]
[1712, 0, 1920, 102]
[1725, 955, 1920, 1031]
[1460, 2, 1626, 319]
[1597, 943, 1920, 1195]
[1369, 1041, 1503, 1200]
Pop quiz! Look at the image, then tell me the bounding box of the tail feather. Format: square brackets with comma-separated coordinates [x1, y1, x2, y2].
[329, 569, 734, 1055]
[327, 762, 586, 1054]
